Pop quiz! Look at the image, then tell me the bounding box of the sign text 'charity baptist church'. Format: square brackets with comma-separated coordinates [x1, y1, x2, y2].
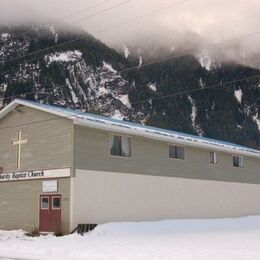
[0, 168, 71, 182]
[0, 170, 44, 181]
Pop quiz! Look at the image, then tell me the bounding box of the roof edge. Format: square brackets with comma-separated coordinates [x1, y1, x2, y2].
[74, 118, 260, 159]
[1, 99, 260, 159]
[0, 99, 75, 121]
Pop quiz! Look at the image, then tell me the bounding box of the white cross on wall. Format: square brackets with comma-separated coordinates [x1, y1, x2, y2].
[11, 130, 28, 170]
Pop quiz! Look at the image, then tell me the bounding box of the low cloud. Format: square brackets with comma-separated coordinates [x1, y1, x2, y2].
[1, 0, 260, 66]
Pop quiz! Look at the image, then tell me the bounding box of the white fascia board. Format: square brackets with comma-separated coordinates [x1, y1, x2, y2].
[0, 99, 75, 121]
[74, 118, 260, 159]
[15, 100, 73, 119]
[2, 100, 259, 159]
[0, 100, 18, 120]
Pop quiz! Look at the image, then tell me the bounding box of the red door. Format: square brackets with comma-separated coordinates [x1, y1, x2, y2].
[39, 194, 61, 233]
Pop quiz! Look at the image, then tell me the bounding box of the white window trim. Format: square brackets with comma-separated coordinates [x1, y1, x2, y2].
[209, 151, 219, 165]
[40, 196, 49, 210]
[52, 196, 61, 210]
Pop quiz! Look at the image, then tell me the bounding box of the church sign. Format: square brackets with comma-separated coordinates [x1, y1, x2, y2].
[42, 180, 58, 193]
[0, 168, 70, 182]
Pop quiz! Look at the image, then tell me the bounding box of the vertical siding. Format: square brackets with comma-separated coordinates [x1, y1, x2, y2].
[0, 178, 71, 233]
[74, 125, 260, 184]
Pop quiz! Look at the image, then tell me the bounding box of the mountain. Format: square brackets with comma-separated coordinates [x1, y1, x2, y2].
[0, 24, 135, 120]
[0, 24, 259, 149]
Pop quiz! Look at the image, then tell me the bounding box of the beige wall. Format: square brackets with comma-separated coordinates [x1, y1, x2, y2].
[0, 105, 74, 172]
[72, 169, 260, 226]
[74, 125, 260, 184]
[0, 106, 74, 233]
[1, 106, 260, 231]
[0, 177, 71, 233]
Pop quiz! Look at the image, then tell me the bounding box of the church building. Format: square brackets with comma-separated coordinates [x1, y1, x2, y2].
[1, 99, 260, 234]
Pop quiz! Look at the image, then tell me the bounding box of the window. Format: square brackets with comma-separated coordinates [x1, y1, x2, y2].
[110, 135, 131, 157]
[209, 151, 218, 165]
[233, 155, 244, 168]
[52, 197, 61, 209]
[169, 145, 185, 160]
[41, 197, 49, 209]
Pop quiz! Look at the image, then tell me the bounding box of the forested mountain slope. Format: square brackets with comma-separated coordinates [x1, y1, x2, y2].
[0, 24, 259, 148]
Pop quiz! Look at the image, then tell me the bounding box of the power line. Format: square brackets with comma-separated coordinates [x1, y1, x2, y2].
[1, 26, 260, 105]
[1, 4, 260, 77]
[0, 6, 257, 141]
[1, 84, 68, 102]
[131, 74, 260, 105]
[0, 72, 260, 132]
[0, 0, 131, 77]
[0, 74, 260, 127]
[119, 30, 260, 74]
[1, 0, 259, 72]
[63, 0, 131, 27]
[0, 0, 131, 65]
[55, 0, 117, 22]
[1, 29, 260, 104]
[0, 0, 191, 66]
[2, 65, 260, 106]
[0, 0, 128, 76]
[0, 0, 116, 42]
[1, 28, 260, 79]
[0, 0, 260, 106]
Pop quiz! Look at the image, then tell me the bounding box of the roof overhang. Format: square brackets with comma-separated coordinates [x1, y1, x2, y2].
[74, 118, 260, 159]
[0, 99, 73, 121]
[1, 99, 260, 159]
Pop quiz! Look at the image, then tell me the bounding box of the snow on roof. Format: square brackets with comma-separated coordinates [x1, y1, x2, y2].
[1, 99, 260, 157]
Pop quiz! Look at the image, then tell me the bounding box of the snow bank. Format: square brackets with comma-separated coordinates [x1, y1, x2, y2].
[0, 229, 26, 241]
[92, 216, 260, 237]
[2, 216, 260, 259]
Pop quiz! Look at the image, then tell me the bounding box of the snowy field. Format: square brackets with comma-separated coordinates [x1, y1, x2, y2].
[1, 216, 260, 260]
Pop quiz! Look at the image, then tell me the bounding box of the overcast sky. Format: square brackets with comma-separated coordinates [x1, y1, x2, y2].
[1, 0, 260, 65]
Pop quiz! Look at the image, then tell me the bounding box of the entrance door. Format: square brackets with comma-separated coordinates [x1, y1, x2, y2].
[39, 194, 61, 233]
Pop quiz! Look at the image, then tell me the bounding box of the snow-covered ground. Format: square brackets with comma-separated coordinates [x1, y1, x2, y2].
[1, 216, 260, 259]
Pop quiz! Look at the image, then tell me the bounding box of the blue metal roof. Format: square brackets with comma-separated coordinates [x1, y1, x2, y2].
[17, 99, 260, 155]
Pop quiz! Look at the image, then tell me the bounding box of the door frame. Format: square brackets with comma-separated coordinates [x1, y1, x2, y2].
[39, 193, 62, 233]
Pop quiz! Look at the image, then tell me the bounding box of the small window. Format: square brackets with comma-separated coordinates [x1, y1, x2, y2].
[52, 197, 61, 209]
[233, 155, 244, 168]
[169, 145, 185, 160]
[110, 135, 131, 157]
[209, 151, 218, 165]
[41, 197, 49, 209]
